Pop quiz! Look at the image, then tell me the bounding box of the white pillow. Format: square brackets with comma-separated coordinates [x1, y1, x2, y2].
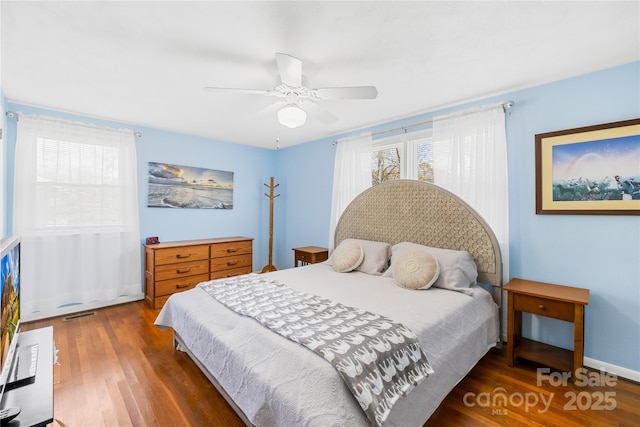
[331, 240, 364, 273]
[384, 242, 477, 295]
[341, 239, 391, 275]
[393, 249, 440, 290]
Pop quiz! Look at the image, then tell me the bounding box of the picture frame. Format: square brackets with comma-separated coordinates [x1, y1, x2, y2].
[535, 118, 640, 215]
[147, 162, 234, 209]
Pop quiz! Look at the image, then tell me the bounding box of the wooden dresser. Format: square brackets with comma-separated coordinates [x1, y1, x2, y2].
[144, 236, 253, 308]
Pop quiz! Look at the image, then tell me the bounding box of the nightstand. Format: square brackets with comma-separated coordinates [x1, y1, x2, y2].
[505, 278, 589, 376]
[293, 246, 328, 267]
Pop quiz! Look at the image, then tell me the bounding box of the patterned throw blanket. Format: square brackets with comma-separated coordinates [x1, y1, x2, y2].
[200, 274, 434, 426]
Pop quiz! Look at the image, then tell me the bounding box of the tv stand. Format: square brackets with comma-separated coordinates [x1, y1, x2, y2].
[5, 344, 38, 391]
[0, 407, 20, 424]
[0, 327, 53, 427]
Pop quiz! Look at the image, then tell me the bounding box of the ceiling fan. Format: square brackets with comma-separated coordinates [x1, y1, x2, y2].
[204, 53, 378, 128]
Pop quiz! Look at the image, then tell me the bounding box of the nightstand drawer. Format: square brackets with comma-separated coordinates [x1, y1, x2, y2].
[513, 293, 574, 322]
[297, 251, 328, 263]
[293, 246, 329, 267]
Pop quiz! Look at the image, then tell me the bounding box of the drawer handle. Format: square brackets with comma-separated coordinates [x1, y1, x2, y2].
[176, 268, 192, 274]
[175, 284, 190, 289]
[538, 304, 546, 310]
[176, 253, 192, 259]
[227, 261, 239, 266]
[227, 248, 239, 253]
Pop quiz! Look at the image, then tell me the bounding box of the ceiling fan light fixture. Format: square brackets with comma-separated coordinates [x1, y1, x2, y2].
[278, 105, 306, 128]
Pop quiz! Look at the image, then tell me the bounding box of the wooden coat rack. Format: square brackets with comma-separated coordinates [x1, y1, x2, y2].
[261, 177, 280, 273]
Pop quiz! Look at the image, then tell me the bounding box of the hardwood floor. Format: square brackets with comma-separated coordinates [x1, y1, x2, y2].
[23, 301, 640, 427]
[24, 301, 244, 427]
[425, 350, 640, 427]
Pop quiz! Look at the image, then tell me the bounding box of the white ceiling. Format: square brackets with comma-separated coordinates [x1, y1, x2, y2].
[2, 1, 638, 149]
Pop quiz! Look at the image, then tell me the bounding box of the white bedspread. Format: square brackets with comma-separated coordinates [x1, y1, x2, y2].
[155, 263, 499, 426]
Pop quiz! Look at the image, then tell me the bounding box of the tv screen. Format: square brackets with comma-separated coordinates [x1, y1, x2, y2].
[0, 234, 21, 399]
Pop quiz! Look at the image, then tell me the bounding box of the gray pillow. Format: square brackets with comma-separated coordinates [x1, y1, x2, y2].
[341, 239, 391, 275]
[384, 242, 477, 295]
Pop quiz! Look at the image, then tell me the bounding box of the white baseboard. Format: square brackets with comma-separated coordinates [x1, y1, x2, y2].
[22, 293, 145, 323]
[584, 356, 640, 383]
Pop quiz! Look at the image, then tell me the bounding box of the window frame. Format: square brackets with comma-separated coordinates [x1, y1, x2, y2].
[370, 128, 433, 183]
[33, 136, 126, 232]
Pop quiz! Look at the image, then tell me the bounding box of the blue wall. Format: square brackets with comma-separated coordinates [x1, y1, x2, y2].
[273, 62, 640, 373]
[3, 62, 639, 373]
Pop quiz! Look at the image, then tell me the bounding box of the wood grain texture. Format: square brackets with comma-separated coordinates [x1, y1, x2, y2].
[23, 301, 639, 426]
[504, 278, 590, 305]
[23, 302, 244, 427]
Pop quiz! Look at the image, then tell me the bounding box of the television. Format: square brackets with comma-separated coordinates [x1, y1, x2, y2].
[0, 234, 34, 423]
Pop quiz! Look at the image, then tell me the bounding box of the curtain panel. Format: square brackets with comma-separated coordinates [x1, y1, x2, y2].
[432, 104, 510, 282]
[328, 132, 373, 250]
[13, 116, 141, 319]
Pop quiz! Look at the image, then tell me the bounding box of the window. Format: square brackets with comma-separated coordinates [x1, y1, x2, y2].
[371, 144, 401, 184]
[35, 137, 124, 230]
[13, 115, 141, 320]
[414, 138, 435, 183]
[370, 129, 433, 185]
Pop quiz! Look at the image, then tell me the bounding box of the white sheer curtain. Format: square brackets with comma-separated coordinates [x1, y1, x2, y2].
[13, 115, 141, 319]
[432, 104, 509, 281]
[328, 132, 372, 250]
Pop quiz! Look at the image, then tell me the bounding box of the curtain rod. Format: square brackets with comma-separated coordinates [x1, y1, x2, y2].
[333, 100, 514, 144]
[5, 111, 143, 138]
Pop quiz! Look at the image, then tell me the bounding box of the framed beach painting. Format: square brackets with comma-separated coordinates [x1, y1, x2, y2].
[535, 118, 640, 215]
[147, 162, 234, 209]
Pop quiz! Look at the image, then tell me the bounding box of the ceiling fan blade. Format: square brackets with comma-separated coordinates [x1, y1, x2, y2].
[314, 86, 378, 100]
[254, 101, 284, 118]
[303, 102, 338, 124]
[275, 53, 302, 87]
[204, 87, 272, 96]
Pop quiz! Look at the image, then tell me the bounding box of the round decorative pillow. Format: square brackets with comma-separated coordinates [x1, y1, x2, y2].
[393, 249, 440, 289]
[331, 240, 364, 273]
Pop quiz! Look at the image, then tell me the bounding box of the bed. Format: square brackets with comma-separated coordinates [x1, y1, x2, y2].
[155, 180, 503, 426]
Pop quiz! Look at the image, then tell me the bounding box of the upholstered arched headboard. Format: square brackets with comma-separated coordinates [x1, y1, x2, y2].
[334, 180, 502, 306]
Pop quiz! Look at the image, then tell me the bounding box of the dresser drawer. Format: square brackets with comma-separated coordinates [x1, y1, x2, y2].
[155, 259, 210, 281]
[211, 240, 252, 258]
[513, 293, 574, 322]
[155, 273, 210, 297]
[210, 266, 252, 280]
[154, 245, 209, 266]
[210, 253, 252, 272]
